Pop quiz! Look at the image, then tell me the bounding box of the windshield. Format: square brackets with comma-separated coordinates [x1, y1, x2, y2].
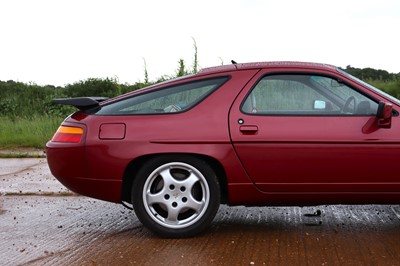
[338, 68, 400, 105]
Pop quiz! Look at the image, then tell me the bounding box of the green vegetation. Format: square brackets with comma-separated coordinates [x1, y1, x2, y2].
[343, 65, 400, 99]
[0, 116, 63, 148]
[0, 152, 45, 159]
[0, 61, 399, 150]
[0, 78, 150, 150]
[368, 80, 400, 99]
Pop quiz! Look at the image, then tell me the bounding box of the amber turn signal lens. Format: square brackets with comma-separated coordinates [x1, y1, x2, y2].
[52, 126, 84, 143]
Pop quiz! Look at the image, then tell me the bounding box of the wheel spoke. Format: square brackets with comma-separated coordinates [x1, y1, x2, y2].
[167, 206, 181, 222]
[184, 172, 200, 190]
[147, 191, 165, 205]
[158, 168, 176, 185]
[186, 197, 204, 212]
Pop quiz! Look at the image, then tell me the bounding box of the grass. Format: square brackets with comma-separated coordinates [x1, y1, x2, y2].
[0, 153, 46, 158]
[3, 191, 77, 196]
[0, 116, 63, 149]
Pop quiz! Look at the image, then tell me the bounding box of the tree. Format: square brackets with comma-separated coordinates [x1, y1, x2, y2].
[143, 58, 149, 85]
[192, 37, 198, 74]
[176, 59, 187, 77]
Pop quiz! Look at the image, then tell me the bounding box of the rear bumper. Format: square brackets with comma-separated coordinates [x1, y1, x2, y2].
[52, 175, 122, 203]
[46, 141, 122, 203]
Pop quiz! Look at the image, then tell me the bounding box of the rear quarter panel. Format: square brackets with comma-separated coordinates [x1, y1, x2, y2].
[82, 70, 260, 201]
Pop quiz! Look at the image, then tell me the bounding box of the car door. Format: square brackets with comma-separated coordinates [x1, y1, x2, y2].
[229, 69, 400, 193]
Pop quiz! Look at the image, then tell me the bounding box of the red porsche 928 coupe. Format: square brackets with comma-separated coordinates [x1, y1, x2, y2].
[46, 61, 399, 237]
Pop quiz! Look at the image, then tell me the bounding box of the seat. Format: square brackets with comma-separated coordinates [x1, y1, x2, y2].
[356, 101, 371, 115]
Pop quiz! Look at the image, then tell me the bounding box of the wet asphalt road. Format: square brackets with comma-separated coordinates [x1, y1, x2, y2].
[1, 158, 400, 266]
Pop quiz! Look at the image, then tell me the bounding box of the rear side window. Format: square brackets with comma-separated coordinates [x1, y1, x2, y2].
[94, 77, 229, 115]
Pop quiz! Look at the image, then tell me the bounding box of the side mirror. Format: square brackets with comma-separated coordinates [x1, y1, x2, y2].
[376, 101, 392, 128]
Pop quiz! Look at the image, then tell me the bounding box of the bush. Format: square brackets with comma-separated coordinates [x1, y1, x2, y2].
[64, 77, 121, 98]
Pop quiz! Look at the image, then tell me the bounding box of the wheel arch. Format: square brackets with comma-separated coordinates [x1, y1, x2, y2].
[121, 153, 229, 205]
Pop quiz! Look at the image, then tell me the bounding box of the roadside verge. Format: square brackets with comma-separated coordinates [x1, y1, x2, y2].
[0, 148, 46, 158]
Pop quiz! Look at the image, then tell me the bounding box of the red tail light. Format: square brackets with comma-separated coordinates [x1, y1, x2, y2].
[52, 126, 84, 143]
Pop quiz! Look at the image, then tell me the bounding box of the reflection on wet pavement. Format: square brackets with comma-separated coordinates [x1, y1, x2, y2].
[1, 196, 399, 266]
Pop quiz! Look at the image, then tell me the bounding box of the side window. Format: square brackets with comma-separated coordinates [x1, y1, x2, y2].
[95, 77, 228, 115]
[242, 74, 378, 116]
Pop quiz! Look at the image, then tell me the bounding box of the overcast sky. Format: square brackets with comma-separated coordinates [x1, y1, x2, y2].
[1, 0, 399, 86]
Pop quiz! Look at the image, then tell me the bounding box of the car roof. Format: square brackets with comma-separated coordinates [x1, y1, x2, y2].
[198, 61, 337, 75]
[101, 61, 338, 105]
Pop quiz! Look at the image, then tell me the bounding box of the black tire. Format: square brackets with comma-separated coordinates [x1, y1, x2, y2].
[131, 155, 220, 238]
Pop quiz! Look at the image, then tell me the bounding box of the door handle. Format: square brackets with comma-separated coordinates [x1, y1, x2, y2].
[239, 125, 258, 133]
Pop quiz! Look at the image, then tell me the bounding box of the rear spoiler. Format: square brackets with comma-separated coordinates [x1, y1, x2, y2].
[52, 97, 109, 111]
